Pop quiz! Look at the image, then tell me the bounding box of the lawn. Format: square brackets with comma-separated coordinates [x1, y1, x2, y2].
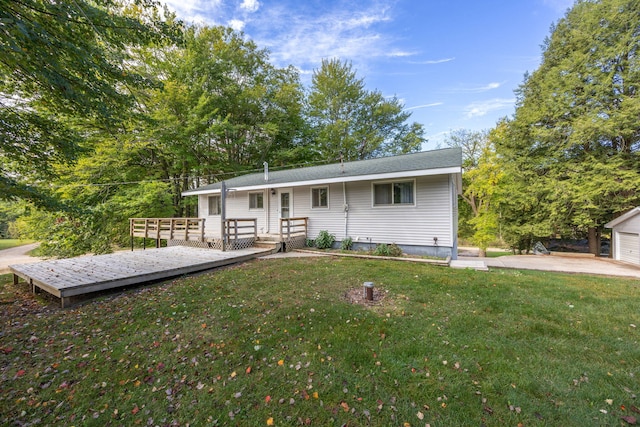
[0, 239, 34, 251]
[1, 256, 638, 426]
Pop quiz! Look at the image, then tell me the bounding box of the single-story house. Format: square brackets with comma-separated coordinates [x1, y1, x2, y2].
[181, 147, 463, 259]
[605, 207, 640, 265]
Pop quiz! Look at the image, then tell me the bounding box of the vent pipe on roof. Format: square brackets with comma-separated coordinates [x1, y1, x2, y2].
[263, 161, 269, 182]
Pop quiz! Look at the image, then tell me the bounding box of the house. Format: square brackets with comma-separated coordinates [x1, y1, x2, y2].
[181, 147, 463, 259]
[605, 207, 640, 265]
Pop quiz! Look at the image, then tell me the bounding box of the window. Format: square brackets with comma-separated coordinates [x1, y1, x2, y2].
[249, 192, 264, 210]
[311, 187, 329, 208]
[208, 195, 221, 215]
[373, 181, 414, 206]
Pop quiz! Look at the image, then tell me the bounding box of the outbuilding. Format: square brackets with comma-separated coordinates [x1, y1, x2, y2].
[605, 207, 640, 265]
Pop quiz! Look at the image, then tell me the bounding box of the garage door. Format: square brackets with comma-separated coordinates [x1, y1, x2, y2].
[618, 232, 640, 265]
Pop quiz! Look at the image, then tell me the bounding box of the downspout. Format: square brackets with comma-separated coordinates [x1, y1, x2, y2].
[264, 162, 269, 234]
[221, 181, 227, 251]
[343, 181, 348, 238]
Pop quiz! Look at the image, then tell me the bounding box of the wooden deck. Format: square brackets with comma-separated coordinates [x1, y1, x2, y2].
[10, 246, 274, 308]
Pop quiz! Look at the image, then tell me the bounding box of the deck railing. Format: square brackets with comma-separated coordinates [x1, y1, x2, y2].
[130, 218, 205, 246]
[224, 218, 258, 244]
[280, 217, 308, 240]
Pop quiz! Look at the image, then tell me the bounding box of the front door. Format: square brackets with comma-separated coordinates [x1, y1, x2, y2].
[280, 189, 291, 219]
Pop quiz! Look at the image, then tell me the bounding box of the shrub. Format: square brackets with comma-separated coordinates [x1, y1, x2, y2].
[314, 230, 335, 249]
[340, 237, 353, 251]
[373, 243, 403, 257]
[305, 238, 315, 247]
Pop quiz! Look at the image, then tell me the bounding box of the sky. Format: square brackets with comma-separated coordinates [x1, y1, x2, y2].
[160, 0, 575, 150]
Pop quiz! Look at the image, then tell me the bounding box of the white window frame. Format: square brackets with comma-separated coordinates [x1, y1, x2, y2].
[208, 195, 221, 216]
[372, 179, 416, 207]
[311, 186, 329, 209]
[249, 191, 264, 210]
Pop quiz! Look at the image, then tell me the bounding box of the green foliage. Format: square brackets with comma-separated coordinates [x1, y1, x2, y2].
[340, 237, 353, 251]
[307, 58, 425, 162]
[15, 181, 174, 257]
[373, 243, 403, 257]
[497, 0, 640, 253]
[145, 26, 308, 214]
[314, 230, 335, 249]
[0, 0, 181, 204]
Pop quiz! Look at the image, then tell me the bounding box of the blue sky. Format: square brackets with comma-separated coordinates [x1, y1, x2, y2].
[161, 0, 574, 150]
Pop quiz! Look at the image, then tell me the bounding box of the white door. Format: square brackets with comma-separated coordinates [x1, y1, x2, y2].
[279, 188, 292, 219]
[618, 232, 640, 265]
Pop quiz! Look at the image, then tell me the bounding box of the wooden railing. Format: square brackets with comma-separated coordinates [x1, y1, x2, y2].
[130, 218, 205, 244]
[280, 217, 308, 240]
[224, 218, 258, 242]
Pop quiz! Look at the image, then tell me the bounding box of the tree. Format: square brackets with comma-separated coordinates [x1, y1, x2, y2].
[0, 0, 181, 204]
[496, 0, 640, 255]
[307, 58, 425, 161]
[445, 129, 504, 256]
[145, 26, 308, 214]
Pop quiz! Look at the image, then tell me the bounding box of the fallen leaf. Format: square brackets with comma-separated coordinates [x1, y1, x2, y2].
[266, 417, 274, 425]
[265, 395, 271, 403]
[246, 366, 252, 374]
[341, 401, 349, 412]
[278, 359, 284, 366]
[417, 411, 424, 420]
[621, 416, 637, 425]
[131, 405, 139, 415]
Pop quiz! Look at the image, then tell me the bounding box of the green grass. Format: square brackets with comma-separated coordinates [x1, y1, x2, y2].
[0, 239, 34, 251]
[1, 257, 639, 426]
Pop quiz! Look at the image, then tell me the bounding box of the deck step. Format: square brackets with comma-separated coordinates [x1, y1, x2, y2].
[254, 241, 282, 252]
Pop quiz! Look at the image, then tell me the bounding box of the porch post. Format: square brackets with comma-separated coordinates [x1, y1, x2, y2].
[221, 181, 227, 251]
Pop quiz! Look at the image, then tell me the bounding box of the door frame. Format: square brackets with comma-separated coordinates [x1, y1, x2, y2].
[279, 188, 293, 220]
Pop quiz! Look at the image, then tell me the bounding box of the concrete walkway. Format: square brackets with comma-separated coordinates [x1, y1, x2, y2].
[0, 243, 42, 274]
[461, 254, 640, 279]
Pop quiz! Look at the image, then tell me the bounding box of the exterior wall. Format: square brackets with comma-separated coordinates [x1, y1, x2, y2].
[612, 214, 640, 234]
[611, 214, 640, 264]
[197, 174, 457, 257]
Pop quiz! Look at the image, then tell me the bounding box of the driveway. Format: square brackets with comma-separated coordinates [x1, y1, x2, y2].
[461, 253, 640, 279]
[0, 243, 42, 274]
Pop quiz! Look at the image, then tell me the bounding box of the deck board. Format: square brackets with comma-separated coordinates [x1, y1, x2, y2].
[10, 246, 273, 307]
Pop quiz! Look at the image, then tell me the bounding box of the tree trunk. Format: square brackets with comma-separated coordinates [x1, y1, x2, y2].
[588, 227, 601, 257]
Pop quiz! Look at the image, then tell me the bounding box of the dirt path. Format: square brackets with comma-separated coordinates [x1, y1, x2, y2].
[0, 243, 42, 274]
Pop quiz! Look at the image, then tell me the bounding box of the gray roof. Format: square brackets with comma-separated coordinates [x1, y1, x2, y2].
[183, 147, 462, 195]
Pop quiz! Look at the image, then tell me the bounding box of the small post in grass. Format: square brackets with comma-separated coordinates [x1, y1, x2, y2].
[363, 281, 374, 301]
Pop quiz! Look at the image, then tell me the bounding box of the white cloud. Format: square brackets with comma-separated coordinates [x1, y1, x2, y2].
[409, 57, 455, 65]
[387, 50, 418, 58]
[162, 0, 223, 24]
[240, 0, 260, 13]
[228, 19, 245, 31]
[250, 2, 396, 70]
[404, 102, 443, 111]
[447, 82, 505, 93]
[464, 98, 515, 118]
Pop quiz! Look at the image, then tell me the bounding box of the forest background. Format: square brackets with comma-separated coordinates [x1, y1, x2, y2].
[1, 0, 638, 258]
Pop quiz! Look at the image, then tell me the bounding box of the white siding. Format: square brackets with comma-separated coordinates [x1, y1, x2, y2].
[196, 175, 454, 248]
[341, 175, 453, 247]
